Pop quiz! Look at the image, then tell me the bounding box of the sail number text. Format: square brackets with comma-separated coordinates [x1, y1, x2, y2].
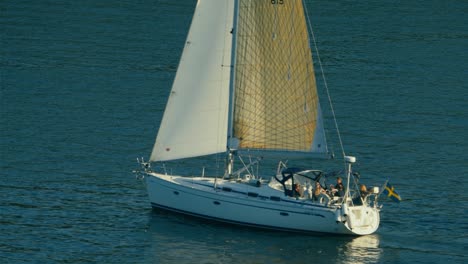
[271, 0, 284, 4]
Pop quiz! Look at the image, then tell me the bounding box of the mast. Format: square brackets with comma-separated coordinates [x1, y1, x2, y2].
[226, 0, 240, 176]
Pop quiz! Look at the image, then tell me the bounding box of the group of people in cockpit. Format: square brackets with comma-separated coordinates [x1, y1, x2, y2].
[291, 176, 371, 204]
[291, 176, 346, 201]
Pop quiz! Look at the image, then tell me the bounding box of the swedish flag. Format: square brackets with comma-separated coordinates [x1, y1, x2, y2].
[383, 182, 401, 203]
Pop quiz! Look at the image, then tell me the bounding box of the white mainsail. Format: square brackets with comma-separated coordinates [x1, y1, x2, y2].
[150, 0, 235, 162]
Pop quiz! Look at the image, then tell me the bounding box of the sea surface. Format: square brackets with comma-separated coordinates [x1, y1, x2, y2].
[1, 0, 467, 263]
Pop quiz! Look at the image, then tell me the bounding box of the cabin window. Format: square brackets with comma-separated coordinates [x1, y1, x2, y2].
[270, 196, 281, 201]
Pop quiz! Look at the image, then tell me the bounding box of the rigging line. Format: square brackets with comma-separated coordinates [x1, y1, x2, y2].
[303, 0, 346, 160]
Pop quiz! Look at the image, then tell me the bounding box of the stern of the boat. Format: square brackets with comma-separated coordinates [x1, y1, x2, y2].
[340, 204, 380, 235]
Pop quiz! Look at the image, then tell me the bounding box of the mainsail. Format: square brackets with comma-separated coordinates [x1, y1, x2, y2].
[232, 0, 327, 155]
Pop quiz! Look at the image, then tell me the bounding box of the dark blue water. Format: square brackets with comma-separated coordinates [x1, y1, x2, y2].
[1, 0, 467, 263]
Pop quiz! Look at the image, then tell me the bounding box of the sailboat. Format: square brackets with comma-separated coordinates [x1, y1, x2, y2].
[137, 0, 381, 235]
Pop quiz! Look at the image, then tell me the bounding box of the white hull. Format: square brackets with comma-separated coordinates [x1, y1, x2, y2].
[144, 172, 380, 235]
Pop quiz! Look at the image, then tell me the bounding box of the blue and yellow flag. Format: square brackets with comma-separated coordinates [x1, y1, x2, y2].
[383, 182, 401, 203]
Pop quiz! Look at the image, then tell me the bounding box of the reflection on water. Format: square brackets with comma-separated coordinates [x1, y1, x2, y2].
[144, 210, 382, 264]
[343, 235, 381, 263]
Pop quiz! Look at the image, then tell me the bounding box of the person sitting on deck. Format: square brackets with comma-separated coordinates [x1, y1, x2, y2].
[312, 181, 325, 201]
[284, 183, 302, 198]
[360, 184, 369, 200]
[293, 183, 303, 198]
[331, 177, 345, 197]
